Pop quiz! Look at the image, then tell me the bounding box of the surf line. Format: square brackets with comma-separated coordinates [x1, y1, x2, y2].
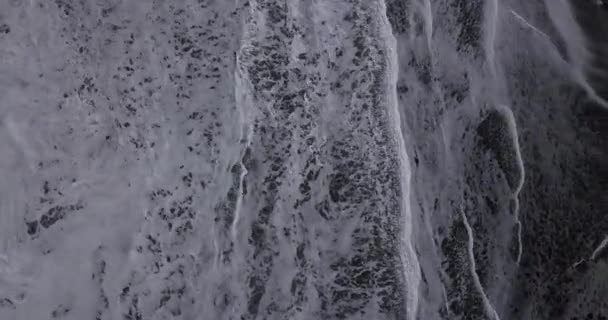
[460, 204, 502, 320]
[377, 0, 422, 318]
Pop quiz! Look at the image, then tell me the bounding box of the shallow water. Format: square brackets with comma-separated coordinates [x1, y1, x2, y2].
[0, 0, 607, 319]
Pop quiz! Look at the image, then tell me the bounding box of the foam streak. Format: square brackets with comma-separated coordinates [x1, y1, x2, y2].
[377, 1, 422, 318]
[460, 206, 502, 320]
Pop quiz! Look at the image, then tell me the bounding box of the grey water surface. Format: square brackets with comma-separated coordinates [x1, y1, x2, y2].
[0, 0, 606, 319]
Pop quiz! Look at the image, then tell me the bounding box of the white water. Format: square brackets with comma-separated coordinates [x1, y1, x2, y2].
[0, 0, 605, 319]
[377, 1, 422, 318]
[460, 207, 501, 320]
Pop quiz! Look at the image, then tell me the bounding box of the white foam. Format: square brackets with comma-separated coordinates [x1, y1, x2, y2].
[544, 0, 589, 71]
[416, 0, 434, 52]
[591, 235, 608, 261]
[377, 1, 421, 318]
[509, 10, 552, 45]
[495, 104, 525, 264]
[231, 58, 255, 244]
[484, 0, 500, 77]
[544, 0, 608, 109]
[460, 206, 502, 320]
